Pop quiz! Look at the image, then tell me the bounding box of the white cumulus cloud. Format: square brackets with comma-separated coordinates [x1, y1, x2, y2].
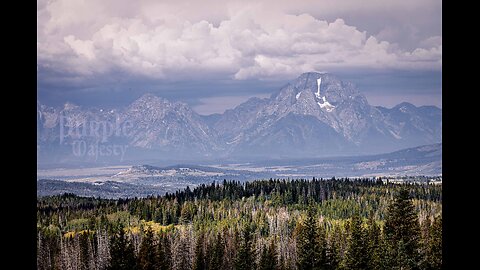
[37, 0, 442, 85]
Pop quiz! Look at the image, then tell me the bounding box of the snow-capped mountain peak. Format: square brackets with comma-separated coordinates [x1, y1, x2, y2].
[37, 72, 441, 163]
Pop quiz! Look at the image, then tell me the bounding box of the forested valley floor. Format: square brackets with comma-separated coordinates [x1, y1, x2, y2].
[37, 178, 442, 270]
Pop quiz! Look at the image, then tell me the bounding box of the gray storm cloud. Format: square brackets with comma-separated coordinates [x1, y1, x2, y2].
[37, 0, 442, 86]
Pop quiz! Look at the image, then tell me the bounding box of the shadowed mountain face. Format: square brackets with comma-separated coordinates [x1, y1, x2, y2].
[37, 72, 441, 165]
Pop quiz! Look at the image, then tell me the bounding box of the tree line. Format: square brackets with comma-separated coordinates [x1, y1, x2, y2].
[37, 178, 442, 269]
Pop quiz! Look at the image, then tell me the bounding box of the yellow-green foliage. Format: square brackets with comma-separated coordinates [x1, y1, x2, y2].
[126, 220, 175, 235]
[42, 224, 61, 236]
[63, 229, 94, 238]
[67, 218, 90, 229]
[64, 231, 76, 238]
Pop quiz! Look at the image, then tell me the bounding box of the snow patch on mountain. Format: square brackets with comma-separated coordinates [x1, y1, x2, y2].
[389, 129, 402, 139]
[315, 78, 322, 99]
[315, 77, 335, 112]
[318, 97, 335, 112]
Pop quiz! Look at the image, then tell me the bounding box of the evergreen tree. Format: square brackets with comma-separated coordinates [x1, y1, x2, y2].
[193, 232, 206, 270]
[366, 214, 382, 269]
[421, 216, 442, 270]
[428, 216, 442, 269]
[384, 189, 421, 269]
[235, 223, 255, 270]
[325, 230, 340, 270]
[345, 213, 369, 270]
[378, 235, 396, 270]
[158, 232, 172, 270]
[78, 231, 91, 270]
[138, 226, 158, 270]
[208, 231, 225, 270]
[258, 239, 277, 270]
[296, 204, 326, 270]
[108, 224, 137, 270]
[395, 239, 419, 270]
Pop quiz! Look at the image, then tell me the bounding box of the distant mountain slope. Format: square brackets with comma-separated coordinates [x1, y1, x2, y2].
[228, 113, 354, 158]
[123, 94, 218, 154]
[375, 103, 442, 148]
[211, 72, 441, 157]
[37, 72, 441, 163]
[37, 143, 441, 198]
[36, 179, 167, 198]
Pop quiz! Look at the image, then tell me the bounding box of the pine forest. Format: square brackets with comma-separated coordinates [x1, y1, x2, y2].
[37, 178, 442, 270]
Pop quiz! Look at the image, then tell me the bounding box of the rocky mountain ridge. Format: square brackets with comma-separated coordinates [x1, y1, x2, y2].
[37, 72, 441, 163]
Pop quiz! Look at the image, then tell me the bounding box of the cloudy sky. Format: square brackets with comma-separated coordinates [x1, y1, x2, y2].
[37, 0, 442, 115]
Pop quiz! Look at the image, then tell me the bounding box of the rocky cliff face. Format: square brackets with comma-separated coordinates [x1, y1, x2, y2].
[211, 72, 441, 157]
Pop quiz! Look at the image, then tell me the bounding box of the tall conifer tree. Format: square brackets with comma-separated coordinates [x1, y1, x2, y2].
[345, 213, 369, 270]
[296, 204, 326, 270]
[108, 224, 137, 270]
[138, 226, 158, 270]
[384, 189, 421, 269]
[258, 239, 277, 270]
[235, 223, 255, 270]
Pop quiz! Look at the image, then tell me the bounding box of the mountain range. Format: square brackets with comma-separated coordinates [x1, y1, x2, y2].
[37, 72, 441, 165]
